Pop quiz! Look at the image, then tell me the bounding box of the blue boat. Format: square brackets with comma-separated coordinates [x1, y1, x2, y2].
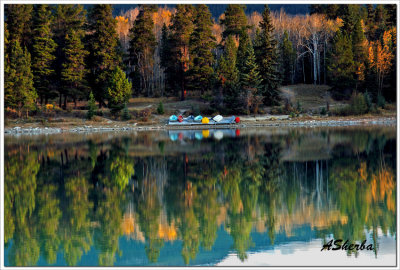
[194, 115, 203, 122]
[169, 115, 178, 121]
[184, 115, 195, 122]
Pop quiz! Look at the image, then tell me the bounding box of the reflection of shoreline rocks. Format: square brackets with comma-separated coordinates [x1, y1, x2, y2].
[4, 117, 396, 135]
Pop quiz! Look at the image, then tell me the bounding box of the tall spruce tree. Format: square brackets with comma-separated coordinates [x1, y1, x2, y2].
[236, 31, 251, 74]
[127, 4, 157, 96]
[254, 5, 280, 106]
[61, 29, 89, 108]
[5, 40, 37, 117]
[239, 42, 262, 114]
[220, 5, 248, 40]
[327, 31, 355, 97]
[31, 4, 57, 105]
[52, 4, 87, 108]
[87, 4, 121, 107]
[169, 4, 195, 100]
[5, 4, 34, 52]
[216, 35, 240, 112]
[187, 4, 216, 95]
[159, 23, 173, 96]
[279, 31, 296, 85]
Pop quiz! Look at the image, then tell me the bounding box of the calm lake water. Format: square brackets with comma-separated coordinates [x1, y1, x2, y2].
[4, 126, 396, 267]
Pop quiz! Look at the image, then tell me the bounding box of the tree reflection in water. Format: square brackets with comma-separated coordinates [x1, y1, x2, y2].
[4, 127, 396, 266]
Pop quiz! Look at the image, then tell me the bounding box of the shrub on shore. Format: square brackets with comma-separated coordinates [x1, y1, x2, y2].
[157, 102, 164, 115]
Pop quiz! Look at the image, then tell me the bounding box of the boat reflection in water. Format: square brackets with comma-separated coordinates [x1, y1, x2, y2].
[168, 129, 240, 141]
[4, 126, 396, 267]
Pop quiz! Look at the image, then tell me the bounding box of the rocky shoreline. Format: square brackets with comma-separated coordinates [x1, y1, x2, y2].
[4, 117, 396, 135]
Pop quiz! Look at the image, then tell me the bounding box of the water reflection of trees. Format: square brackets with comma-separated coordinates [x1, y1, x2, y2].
[4, 130, 396, 266]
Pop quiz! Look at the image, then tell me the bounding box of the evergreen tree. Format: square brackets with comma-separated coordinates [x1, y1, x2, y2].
[220, 5, 248, 40]
[5, 40, 37, 117]
[254, 5, 280, 105]
[169, 4, 195, 100]
[216, 35, 240, 112]
[352, 19, 366, 63]
[87, 4, 121, 107]
[279, 31, 296, 85]
[87, 91, 97, 120]
[159, 23, 173, 96]
[61, 29, 89, 108]
[187, 4, 216, 95]
[127, 4, 157, 96]
[384, 4, 396, 28]
[5, 4, 34, 52]
[4, 23, 12, 108]
[339, 5, 360, 34]
[239, 42, 262, 114]
[327, 31, 355, 97]
[236, 31, 251, 74]
[52, 4, 87, 108]
[31, 4, 57, 105]
[107, 66, 132, 115]
[352, 18, 367, 91]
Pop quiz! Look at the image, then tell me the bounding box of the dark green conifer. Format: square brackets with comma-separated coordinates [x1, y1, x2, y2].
[216, 35, 240, 112]
[52, 4, 87, 108]
[5, 4, 34, 51]
[254, 5, 280, 105]
[87, 91, 97, 120]
[31, 4, 57, 105]
[87, 4, 121, 107]
[240, 42, 262, 114]
[327, 31, 356, 96]
[61, 29, 89, 108]
[169, 4, 195, 100]
[5, 40, 37, 117]
[187, 4, 216, 95]
[107, 66, 132, 115]
[128, 4, 157, 96]
[220, 5, 248, 40]
[279, 31, 296, 85]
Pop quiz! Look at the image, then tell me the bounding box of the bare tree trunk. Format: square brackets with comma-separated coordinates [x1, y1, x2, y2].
[313, 36, 318, 85]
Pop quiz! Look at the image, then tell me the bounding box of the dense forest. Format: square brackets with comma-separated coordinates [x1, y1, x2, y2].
[4, 4, 397, 118]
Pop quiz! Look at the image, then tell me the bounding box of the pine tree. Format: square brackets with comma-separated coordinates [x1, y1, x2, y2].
[87, 91, 97, 120]
[107, 66, 132, 115]
[61, 29, 89, 108]
[327, 31, 355, 97]
[31, 4, 57, 105]
[216, 35, 240, 112]
[187, 4, 216, 95]
[236, 31, 251, 74]
[52, 4, 87, 108]
[340, 5, 360, 34]
[4, 23, 13, 108]
[127, 4, 157, 96]
[239, 42, 262, 114]
[159, 23, 173, 96]
[5, 40, 37, 117]
[279, 31, 296, 85]
[87, 4, 121, 107]
[169, 4, 195, 100]
[220, 5, 248, 40]
[254, 5, 280, 106]
[5, 4, 34, 51]
[352, 18, 367, 91]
